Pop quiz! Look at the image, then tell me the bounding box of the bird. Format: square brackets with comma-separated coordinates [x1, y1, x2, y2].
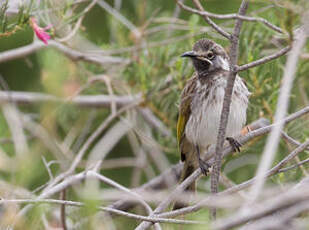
[175, 39, 250, 205]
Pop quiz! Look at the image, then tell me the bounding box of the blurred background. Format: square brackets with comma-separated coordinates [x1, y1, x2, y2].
[0, 0, 308, 229]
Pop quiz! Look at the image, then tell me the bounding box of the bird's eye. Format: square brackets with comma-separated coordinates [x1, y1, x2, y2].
[207, 52, 214, 60]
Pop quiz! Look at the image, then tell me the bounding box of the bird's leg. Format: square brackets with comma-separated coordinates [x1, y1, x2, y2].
[195, 145, 210, 176]
[226, 137, 241, 152]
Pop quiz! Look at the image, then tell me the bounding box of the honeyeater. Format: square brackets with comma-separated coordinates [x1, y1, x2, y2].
[175, 39, 250, 206]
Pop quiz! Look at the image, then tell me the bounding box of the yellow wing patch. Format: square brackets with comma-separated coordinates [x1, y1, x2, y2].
[177, 114, 186, 147]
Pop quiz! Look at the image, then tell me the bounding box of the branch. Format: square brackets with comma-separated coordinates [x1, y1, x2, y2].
[57, 0, 98, 42]
[211, 0, 248, 219]
[15, 103, 142, 223]
[135, 167, 203, 230]
[154, 138, 309, 223]
[176, 0, 284, 34]
[244, 201, 309, 230]
[191, 0, 230, 39]
[43, 101, 141, 192]
[0, 90, 173, 139]
[108, 108, 308, 213]
[214, 142, 309, 230]
[278, 157, 309, 173]
[97, 0, 138, 32]
[0, 198, 205, 225]
[236, 45, 291, 71]
[133, 108, 309, 229]
[0, 41, 129, 65]
[281, 131, 309, 151]
[60, 190, 67, 230]
[246, 27, 308, 205]
[0, 91, 141, 108]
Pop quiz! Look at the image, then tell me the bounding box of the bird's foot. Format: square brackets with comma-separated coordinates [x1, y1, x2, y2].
[226, 137, 241, 152]
[199, 158, 210, 176]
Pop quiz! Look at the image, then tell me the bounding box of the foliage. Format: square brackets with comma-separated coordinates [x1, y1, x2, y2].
[0, 0, 308, 229]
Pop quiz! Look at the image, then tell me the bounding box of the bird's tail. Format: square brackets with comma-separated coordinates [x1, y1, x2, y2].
[172, 162, 196, 210]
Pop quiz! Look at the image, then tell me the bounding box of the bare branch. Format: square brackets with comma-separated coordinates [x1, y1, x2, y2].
[155, 139, 309, 223]
[0, 198, 205, 225]
[108, 110, 308, 213]
[1, 103, 29, 157]
[60, 190, 67, 230]
[44, 100, 141, 192]
[176, 0, 284, 34]
[41, 156, 54, 180]
[133, 106, 309, 229]
[214, 150, 309, 230]
[97, 0, 138, 33]
[278, 157, 309, 173]
[191, 0, 231, 39]
[211, 0, 248, 219]
[246, 27, 307, 205]
[236, 45, 291, 72]
[57, 0, 98, 42]
[138, 108, 172, 137]
[0, 91, 141, 108]
[281, 131, 309, 151]
[0, 41, 129, 65]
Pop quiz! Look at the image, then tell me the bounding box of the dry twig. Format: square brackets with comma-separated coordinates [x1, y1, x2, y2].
[211, 0, 248, 219]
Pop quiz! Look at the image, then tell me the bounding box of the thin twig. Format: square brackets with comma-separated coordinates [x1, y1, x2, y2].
[191, 0, 231, 39]
[97, 0, 140, 39]
[278, 158, 309, 173]
[211, 0, 248, 219]
[282, 132, 309, 176]
[115, 107, 309, 225]
[15, 102, 142, 223]
[176, 0, 284, 34]
[41, 156, 54, 180]
[0, 198, 205, 225]
[246, 27, 307, 206]
[154, 139, 309, 223]
[0, 41, 129, 65]
[60, 189, 67, 230]
[57, 0, 98, 42]
[108, 110, 308, 213]
[236, 45, 291, 71]
[87, 170, 162, 230]
[45, 100, 142, 191]
[0, 90, 141, 108]
[281, 132, 309, 151]
[214, 147, 309, 230]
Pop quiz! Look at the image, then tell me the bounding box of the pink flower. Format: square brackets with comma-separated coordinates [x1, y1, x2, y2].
[30, 17, 51, 45]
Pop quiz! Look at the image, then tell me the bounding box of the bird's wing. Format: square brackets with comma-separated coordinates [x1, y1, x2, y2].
[177, 75, 197, 161]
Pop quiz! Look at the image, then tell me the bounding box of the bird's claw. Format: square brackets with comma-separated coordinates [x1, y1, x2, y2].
[199, 159, 210, 176]
[226, 137, 241, 152]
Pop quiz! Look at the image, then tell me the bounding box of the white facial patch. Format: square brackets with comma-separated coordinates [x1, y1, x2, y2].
[197, 56, 213, 65]
[218, 56, 230, 71]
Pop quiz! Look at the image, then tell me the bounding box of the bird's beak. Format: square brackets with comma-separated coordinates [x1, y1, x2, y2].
[181, 51, 198, 58]
[181, 51, 213, 65]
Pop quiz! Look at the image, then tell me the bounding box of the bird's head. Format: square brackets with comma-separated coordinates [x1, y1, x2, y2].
[181, 39, 230, 76]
